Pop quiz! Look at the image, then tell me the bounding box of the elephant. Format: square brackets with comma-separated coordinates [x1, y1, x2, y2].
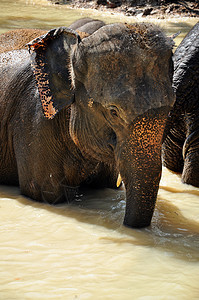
[162, 22, 199, 187]
[0, 22, 175, 228]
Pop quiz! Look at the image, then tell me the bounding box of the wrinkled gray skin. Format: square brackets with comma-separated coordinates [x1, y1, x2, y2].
[162, 22, 199, 187]
[68, 17, 105, 34]
[0, 21, 174, 228]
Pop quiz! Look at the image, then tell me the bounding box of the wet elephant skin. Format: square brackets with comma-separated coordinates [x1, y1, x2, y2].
[162, 22, 199, 187]
[0, 21, 174, 228]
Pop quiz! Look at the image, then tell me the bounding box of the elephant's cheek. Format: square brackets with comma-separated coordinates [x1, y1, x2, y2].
[118, 110, 167, 228]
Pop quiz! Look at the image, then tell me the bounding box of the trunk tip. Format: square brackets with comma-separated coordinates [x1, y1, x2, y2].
[123, 218, 152, 229]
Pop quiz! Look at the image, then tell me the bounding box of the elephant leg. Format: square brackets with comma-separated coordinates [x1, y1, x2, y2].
[13, 134, 69, 204]
[182, 124, 199, 187]
[16, 157, 68, 205]
[182, 152, 199, 187]
[0, 141, 18, 186]
[162, 114, 186, 173]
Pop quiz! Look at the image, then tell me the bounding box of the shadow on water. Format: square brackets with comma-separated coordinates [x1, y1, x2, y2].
[1, 184, 199, 262]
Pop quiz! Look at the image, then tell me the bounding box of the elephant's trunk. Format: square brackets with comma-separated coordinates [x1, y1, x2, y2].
[117, 107, 169, 228]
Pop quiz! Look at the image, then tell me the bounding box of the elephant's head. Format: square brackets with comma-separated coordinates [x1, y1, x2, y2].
[28, 23, 175, 228]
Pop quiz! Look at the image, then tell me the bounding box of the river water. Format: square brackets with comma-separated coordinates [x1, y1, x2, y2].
[0, 0, 199, 299]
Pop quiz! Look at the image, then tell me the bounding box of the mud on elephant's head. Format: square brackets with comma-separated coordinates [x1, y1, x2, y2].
[28, 23, 175, 228]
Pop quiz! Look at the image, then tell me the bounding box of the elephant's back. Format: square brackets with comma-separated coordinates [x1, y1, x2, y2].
[174, 22, 199, 61]
[173, 22, 199, 103]
[68, 18, 96, 30]
[69, 18, 105, 37]
[76, 20, 105, 35]
[0, 29, 47, 54]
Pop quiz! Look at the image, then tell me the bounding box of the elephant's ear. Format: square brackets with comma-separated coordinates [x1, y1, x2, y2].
[27, 27, 80, 119]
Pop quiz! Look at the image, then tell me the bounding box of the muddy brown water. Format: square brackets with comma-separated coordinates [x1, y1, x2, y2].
[0, 0, 199, 299]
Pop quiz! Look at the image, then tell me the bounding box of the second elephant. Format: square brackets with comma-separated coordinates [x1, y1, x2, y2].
[162, 22, 199, 187]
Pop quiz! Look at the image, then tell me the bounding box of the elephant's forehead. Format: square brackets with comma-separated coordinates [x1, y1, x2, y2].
[85, 50, 159, 84]
[92, 51, 138, 74]
[83, 50, 174, 120]
[85, 38, 151, 69]
[82, 22, 172, 55]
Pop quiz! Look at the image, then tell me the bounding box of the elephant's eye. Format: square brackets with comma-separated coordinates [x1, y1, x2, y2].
[110, 108, 119, 118]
